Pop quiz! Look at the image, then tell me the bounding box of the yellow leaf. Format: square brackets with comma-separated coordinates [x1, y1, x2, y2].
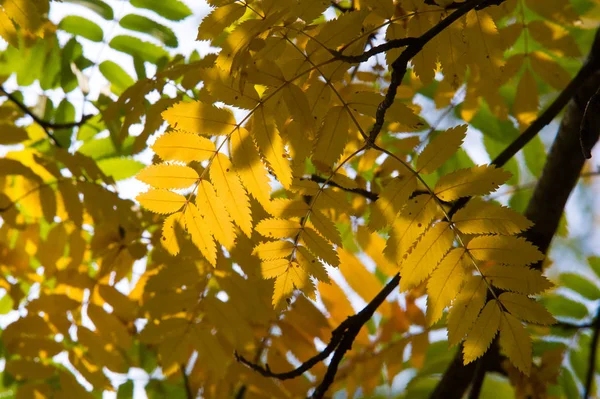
[0, 10, 18, 48]
[529, 51, 571, 90]
[269, 198, 310, 217]
[273, 263, 310, 309]
[136, 164, 199, 189]
[513, 69, 539, 129]
[136, 189, 187, 214]
[162, 101, 236, 135]
[369, 176, 417, 231]
[296, 246, 330, 283]
[312, 106, 350, 170]
[356, 226, 397, 277]
[196, 3, 246, 41]
[407, 2, 436, 84]
[253, 241, 295, 261]
[452, 198, 533, 235]
[261, 259, 289, 279]
[185, 202, 217, 266]
[3, 0, 43, 34]
[528, 20, 581, 57]
[362, 0, 394, 19]
[196, 180, 236, 250]
[399, 222, 454, 291]
[498, 292, 556, 325]
[161, 212, 183, 255]
[251, 105, 292, 188]
[301, 226, 339, 266]
[309, 210, 342, 246]
[426, 248, 468, 325]
[151, 131, 216, 164]
[486, 265, 553, 294]
[387, 102, 426, 132]
[434, 165, 512, 201]
[282, 83, 316, 140]
[385, 194, 440, 263]
[434, 10, 467, 89]
[447, 275, 487, 346]
[230, 126, 272, 209]
[209, 153, 252, 236]
[463, 300, 501, 364]
[499, 312, 532, 375]
[417, 125, 467, 174]
[464, 10, 504, 84]
[256, 218, 302, 239]
[338, 248, 390, 316]
[467, 236, 544, 266]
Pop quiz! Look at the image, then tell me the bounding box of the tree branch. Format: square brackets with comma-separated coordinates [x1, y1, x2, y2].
[180, 365, 193, 399]
[433, 27, 600, 399]
[0, 86, 94, 148]
[584, 306, 600, 398]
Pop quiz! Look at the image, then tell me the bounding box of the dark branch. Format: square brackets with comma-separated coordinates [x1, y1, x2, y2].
[367, 0, 498, 144]
[584, 306, 600, 398]
[304, 174, 379, 201]
[0, 86, 94, 147]
[332, 37, 419, 64]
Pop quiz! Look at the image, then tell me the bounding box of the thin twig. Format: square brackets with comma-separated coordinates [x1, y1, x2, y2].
[584, 306, 600, 398]
[0, 86, 94, 147]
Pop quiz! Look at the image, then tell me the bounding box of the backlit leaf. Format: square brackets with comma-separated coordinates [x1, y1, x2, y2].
[136, 189, 187, 214]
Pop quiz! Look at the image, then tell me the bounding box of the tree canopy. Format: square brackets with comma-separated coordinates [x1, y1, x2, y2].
[0, 0, 600, 397]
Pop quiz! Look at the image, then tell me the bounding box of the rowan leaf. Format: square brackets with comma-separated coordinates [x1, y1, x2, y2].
[452, 198, 533, 235]
[230, 126, 272, 209]
[434, 165, 512, 201]
[253, 241, 295, 261]
[161, 212, 182, 255]
[185, 202, 217, 266]
[499, 312, 532, 375]
[498, 292, 556, 325]
[162, 101, 236, 135]
[529, 51, 571, 90]
[447, 275, 487, 346]
[369, 176, 417, 231]
[196, 180, 236, 250]
[301, 226, 339, 267]
[256, 218, 302, 239]
[426, 248, 468, 325]
[136, 189, 187, 214]
[417, 125, 467, 174]
[467, 236, 544, 266]
[312, 106, 350, 170]
[251, 105, 292, 189]
[209, 153, 252, 236]
[273, 263, 310, 309]
[152, 131, 216, 163]
[513, 69, 539, 129]
[463, 300, 501, 364]
[197, 3, 246, 42]
[136, 163, 199, 189]
[399, 222, 454, 291]
[486, 265, 553, 294]
[309, 210, 342, 246]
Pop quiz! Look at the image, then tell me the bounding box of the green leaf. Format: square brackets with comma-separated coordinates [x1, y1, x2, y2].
[479, 374, 516, 399]
[99, 61, 135, 95]
[97, 158, 145, 181]
[145, 379, 188, 399]
[541, 295, 588, 320]
[523, 135, 546, 177]
[53, 99, 76, 148]
[560, 273, 600, 300]
[589, 256, 600, 279]
[558, 367, 580, 399]
[117, 380, 134, 399]
[79, 136, 135, 160]
[109, 35, 169, 64]
[0, 295, 13, 315]
[570, 333, 591, 382]
[130, 0, 192, 21]
[63, 0, 114, 19]
[59, 16, 104, 42]
[119, 14, 177, 47]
